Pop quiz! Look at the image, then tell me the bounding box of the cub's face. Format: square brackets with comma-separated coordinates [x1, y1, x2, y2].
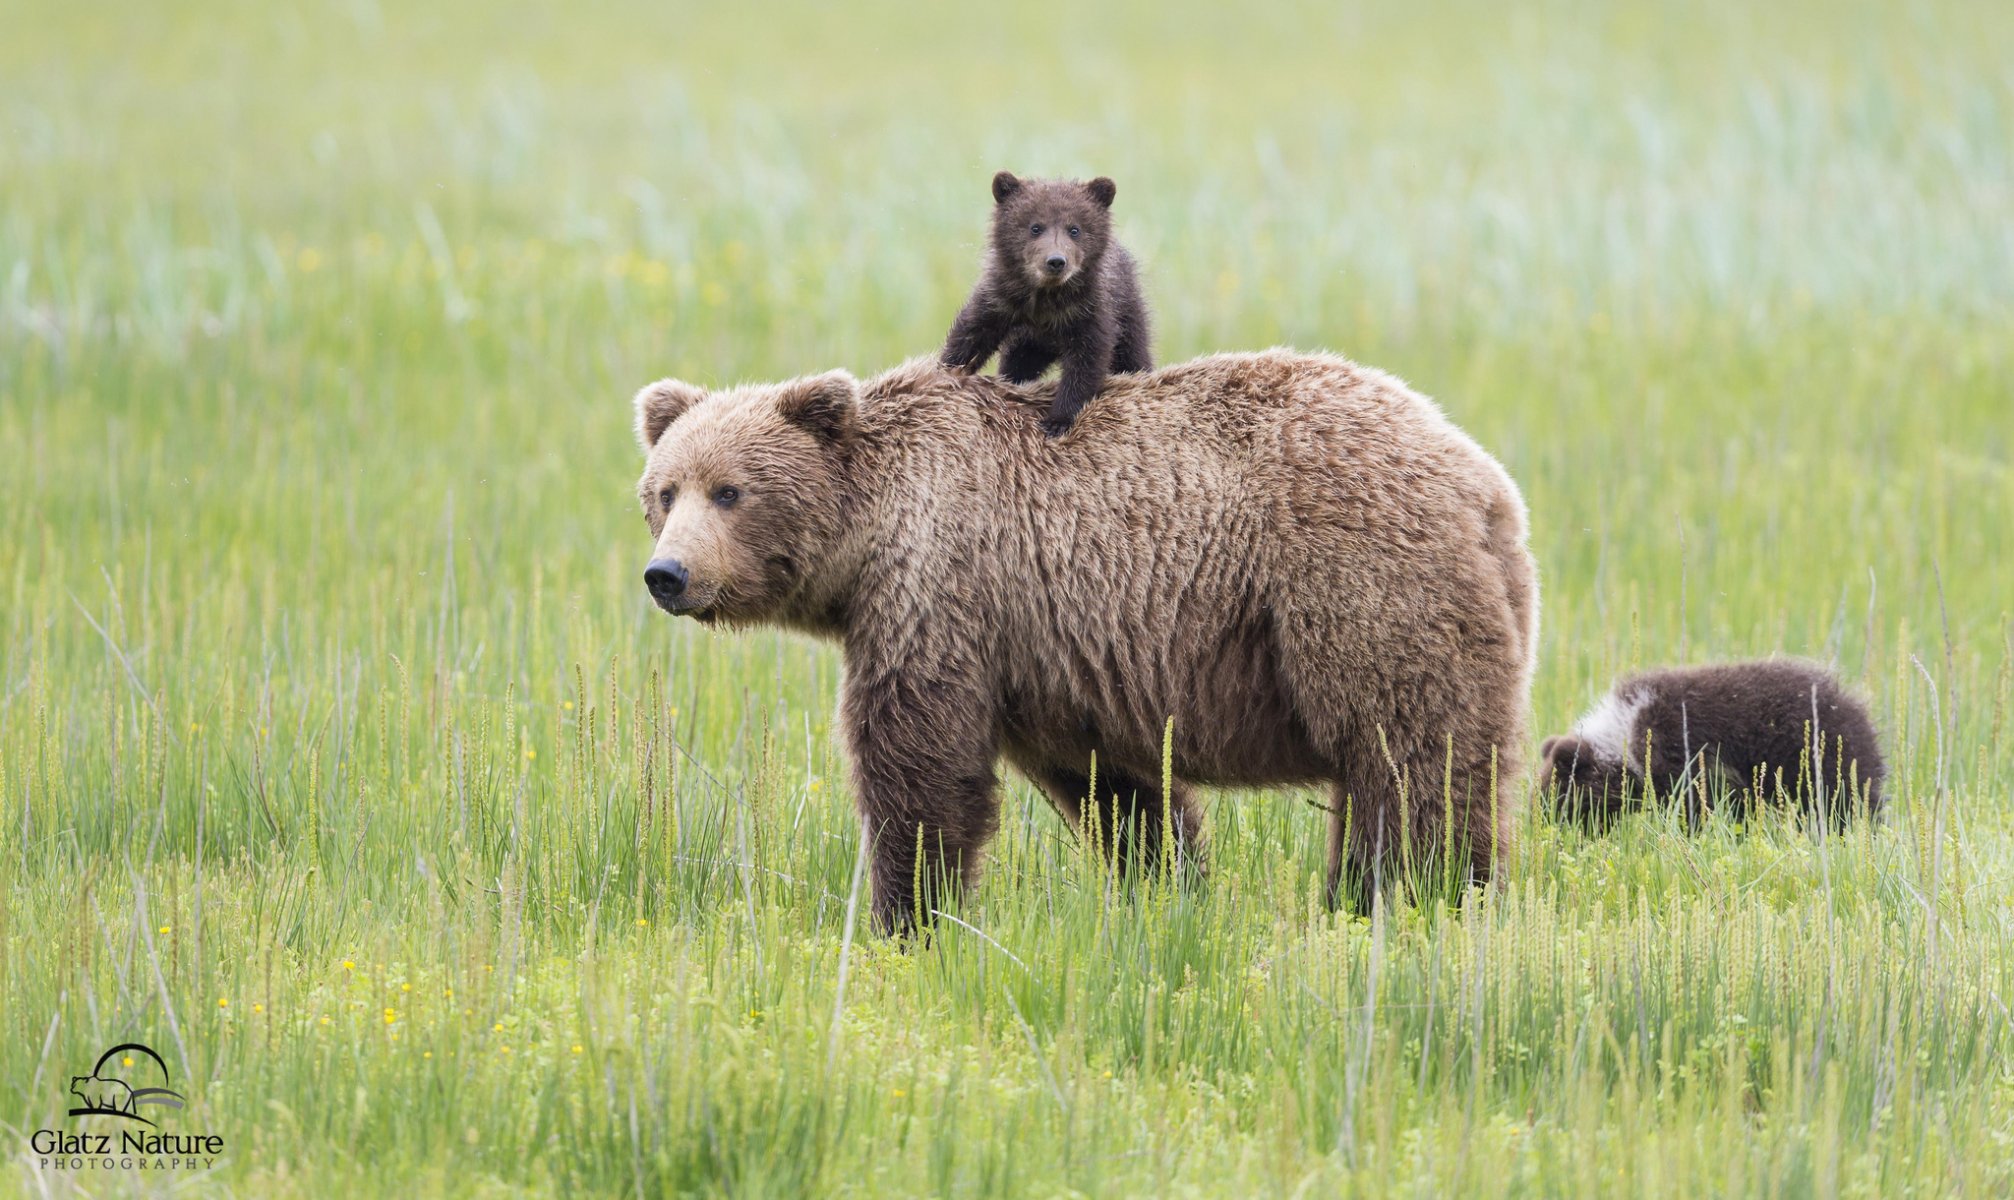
[989, 172, 1116, 290]
[1538, 734, 1633, 828]
[632, 371, 855, 625]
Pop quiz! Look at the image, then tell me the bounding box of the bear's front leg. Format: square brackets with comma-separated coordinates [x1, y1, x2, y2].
[841, 656, 1002, 935]
[941, 301, 1010, 375]
[1042, 328, 1119, 437]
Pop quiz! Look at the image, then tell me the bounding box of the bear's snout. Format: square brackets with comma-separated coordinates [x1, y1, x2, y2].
[1044, 253, 1068, 275]
[643, 558, 690, 607]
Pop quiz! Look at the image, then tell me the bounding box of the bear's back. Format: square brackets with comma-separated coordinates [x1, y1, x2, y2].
[857, 351, 1508, 502]
[846, 352, 1535, 776]
[1628, 660, 1884, 792]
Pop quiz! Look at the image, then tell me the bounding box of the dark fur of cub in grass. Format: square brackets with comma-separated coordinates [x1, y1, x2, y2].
[1541, 659, 1886, 829]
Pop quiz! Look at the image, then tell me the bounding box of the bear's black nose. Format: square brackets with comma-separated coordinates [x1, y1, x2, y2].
[1045, 254, 1067, 273]
[643, 558, 689, 600]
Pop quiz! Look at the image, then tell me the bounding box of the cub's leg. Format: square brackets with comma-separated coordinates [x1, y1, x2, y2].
[1042, 324, 1119, 438]
[1109, 275, 1153, 374]
[998, 330, 1059, 384]
[941, 299, 1010, 374]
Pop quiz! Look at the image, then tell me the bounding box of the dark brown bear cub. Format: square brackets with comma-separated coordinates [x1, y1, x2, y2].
[941, 171, 1152, 437]
[1541, 659, 1886, 829]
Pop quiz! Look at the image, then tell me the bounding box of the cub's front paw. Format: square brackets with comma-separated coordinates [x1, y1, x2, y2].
[1039, 413, 1077, 439]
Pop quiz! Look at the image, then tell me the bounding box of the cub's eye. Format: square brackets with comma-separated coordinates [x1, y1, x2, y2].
[1067, 226, 1081, 239]
[1029, 224, 1044, 236]
[713, 485, 741, 509]
[657, 487, 675, 509]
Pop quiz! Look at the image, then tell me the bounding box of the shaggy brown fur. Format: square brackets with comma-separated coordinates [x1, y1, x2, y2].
[1541, 659, 1886, 829]
[941, 172, 1151, 437]
[634, 351, 1539, 933]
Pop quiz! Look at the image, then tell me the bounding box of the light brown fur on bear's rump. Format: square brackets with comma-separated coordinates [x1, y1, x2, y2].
[633, 350, 1539, 932]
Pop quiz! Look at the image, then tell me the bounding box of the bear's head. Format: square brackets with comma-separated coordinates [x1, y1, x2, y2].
[988, 172, 1116, 291]
[633, 371, 857, 625]
[1538, 734, 1633, 828]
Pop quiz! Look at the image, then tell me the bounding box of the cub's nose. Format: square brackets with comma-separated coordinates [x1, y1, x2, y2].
[1044, 254, 1068, 273]
[643, 558, 689, 600]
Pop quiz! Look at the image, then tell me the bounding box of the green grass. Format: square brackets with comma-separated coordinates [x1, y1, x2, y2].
[4, 0, 2013, 1194]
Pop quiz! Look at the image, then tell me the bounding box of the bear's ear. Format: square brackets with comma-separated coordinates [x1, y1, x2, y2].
[776, 370, 857, 445]
[991, 171, 1022, 204]
[634, 378, 707, 451]
[1539, 736, 1584, 788]
[1085, 177, 1116, 208]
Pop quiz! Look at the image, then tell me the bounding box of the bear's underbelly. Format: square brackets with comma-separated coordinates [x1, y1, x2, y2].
[1004, 714, 1330, 788]
[995, 612, 1331, 786]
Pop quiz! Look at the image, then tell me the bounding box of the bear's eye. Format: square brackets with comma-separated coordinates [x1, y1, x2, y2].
[1029, 223, 1044, 237]
[1067, 226, 1080, 239]
[657, 487, 675, 509]
[713, 485, 741, 509]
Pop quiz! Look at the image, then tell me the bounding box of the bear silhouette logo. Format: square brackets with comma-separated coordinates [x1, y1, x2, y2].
[71, 1073, 135, 1114]
[65, 1043, 185, 1125]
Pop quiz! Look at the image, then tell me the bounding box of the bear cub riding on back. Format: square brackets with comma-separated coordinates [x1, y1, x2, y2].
[941, 172, 1152, 437]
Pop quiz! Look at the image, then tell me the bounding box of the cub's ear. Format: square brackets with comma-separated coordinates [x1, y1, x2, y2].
[634, 378, 707, 451]
[1538, 736, 1581, 788]
[777, 370, 857, 445]
[1085, 176, 1116, 208]
[991, 171, 1022, 204]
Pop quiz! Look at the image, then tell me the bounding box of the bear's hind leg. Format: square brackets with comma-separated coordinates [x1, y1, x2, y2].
[1286, 645, 1519, 914]
[1324, 732, 1509, 914]
[1323, 778, 1386, 917]
[1110, 298, 1152, 374]
[998, 331, 1059, 385]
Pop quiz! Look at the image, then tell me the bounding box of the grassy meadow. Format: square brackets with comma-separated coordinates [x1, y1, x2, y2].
[4, 0, 2014, 1194]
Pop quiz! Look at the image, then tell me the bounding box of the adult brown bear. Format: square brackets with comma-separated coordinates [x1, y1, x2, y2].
[632, 352, 1538, 932]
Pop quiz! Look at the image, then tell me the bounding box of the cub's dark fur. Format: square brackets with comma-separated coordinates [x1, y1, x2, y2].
[941, 171, 1151, 437]
[1541, 659, 1886, 829]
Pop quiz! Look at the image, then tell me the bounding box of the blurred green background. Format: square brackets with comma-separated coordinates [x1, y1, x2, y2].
[3, 0, 2012, 1195]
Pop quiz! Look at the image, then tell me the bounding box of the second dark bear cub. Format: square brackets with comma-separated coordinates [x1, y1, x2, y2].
[1541, 659, 1887, 830]
[941, 171, 1152, 437]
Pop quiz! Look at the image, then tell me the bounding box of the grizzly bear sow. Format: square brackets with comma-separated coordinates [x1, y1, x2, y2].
[941, 172, 1151, 437]
[633, 353, 1538, 933]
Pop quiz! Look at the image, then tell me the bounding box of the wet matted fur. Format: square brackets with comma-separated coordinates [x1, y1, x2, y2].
[634, 351, 1539, 933]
